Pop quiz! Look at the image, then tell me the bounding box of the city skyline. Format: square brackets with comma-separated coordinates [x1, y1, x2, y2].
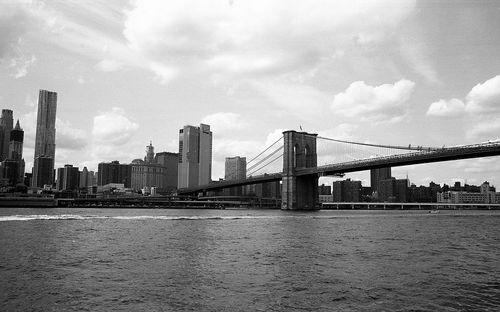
[2, 1, 500, 186]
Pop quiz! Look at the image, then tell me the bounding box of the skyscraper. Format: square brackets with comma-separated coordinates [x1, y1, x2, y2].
[225, 156, 246, 180]
[32, 90, 57, 187]
[370, 167, 391, 196]
[225, 156, 246, 196]
[7, 120, 25, 183]
[178, 124, 212, 188]
[0, 109, 13, 161]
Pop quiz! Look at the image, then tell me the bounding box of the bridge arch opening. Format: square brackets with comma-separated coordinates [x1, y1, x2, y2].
[293, 143, 300, 168]
[305, 144, 313, 168]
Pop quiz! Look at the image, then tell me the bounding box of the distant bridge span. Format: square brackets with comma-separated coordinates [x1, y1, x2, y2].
[178, 131, 500, 210]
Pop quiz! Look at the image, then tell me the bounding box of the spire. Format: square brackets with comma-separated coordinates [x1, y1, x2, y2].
[14, 119, 21, 130]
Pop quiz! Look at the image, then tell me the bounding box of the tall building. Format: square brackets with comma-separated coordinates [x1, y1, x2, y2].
[370, 167, 391, 196]
[332, 179, 362, 202]
[56, 165, 80, 191]
[32, 90, 57, 188]
[5, 120, 25, 183]
[0, 109, 13, 161]
[225, 156, 246, 180]
[155, 151, 179, 192]
[97, 161, 132, 188]
[225, 156, 246, 196]
[178, 124, 212, 188]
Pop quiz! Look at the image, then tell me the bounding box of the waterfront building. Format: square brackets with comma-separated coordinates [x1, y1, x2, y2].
[3, 120, 25, 184]
[33, 156, 55, 188]
[32, 90, 57, 188]
[437, 181, 498, 204]
[332, 179, 362, 202]
[155, 152, 179, 192]
[97, 161, 131, 188]
[225, 156, 246, 196]
[225, 156, 246, 180]
[0, 109, 13, 161]
[56, 164, 80, 191]
[178, 124, 212, 188]
[318, 184, 332, 195]
[370, 167, 391, 196]
[130, 142, 172, 193]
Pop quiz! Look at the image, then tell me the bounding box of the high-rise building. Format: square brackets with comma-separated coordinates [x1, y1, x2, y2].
[332, 179, 362, 202]
[97, 161, 131, 188]
[32, 90, 57, 188]
[0, 109, 13, 161]
[178, 124, 212, 188]
[7, 120, 25, 183]
[224, 156, 246, 196]
[56, 164, 80, 191]
[155, 151, 179, 192]
[370, 167, 391, 195]
[225, 156, 246, 180]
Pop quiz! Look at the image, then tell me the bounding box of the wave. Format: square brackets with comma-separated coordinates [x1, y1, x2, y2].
[0, 214, 278, 222]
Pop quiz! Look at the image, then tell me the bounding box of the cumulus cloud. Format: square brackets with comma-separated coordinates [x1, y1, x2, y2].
[426, 98, 465, 116]
[92, 107, 139, 145]
[201, 112, 248, 134]
[465, 75, 500, 113]
[56, 118, 88, 150]
[123, 0, 416, 83]
[331, 79, 415, 122]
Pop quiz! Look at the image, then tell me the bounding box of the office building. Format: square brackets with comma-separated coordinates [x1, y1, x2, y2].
[370, 167, 391, 197]
[97, 161, 131, 188]
[56, 165, 80, 191]
[224, 156, 246, 196]
[155, 151, 179, 192]
[131, 143, 168, 192]
[0, 109, 13, 161]
[32, 90, 57, 188]
[332, 179, 362, 202]
[178, 124, 212, 188]
[3, 120, 25, 184]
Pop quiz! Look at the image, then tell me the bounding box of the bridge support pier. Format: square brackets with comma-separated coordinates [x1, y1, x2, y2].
[281, 130, 318, 210]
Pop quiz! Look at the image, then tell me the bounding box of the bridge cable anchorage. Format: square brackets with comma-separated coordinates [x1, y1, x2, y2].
[247, 145, 284, 172]
[247, 153, 283, 177]
[314, 135, 440, 152]
[247, 135, 284, 165]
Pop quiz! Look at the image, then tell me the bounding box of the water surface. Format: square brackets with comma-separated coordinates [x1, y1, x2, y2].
[1, 208, 499, 311]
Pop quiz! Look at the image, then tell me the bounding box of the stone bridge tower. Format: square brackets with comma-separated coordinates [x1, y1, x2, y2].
[282, 130, 318, 210]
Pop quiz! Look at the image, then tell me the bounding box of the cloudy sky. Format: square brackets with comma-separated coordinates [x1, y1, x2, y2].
[2, 0, 500, 187]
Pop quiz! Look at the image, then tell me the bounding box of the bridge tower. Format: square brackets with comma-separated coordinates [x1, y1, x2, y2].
[282, 130, 318, 210]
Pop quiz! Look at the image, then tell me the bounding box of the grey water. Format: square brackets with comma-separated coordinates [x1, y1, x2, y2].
[0, 208, 499, 311]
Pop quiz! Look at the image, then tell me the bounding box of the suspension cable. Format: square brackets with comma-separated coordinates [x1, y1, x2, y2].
[247, 145, 284, 172]
[315, 135, 439, 151]
[247, 135, 283, 165]
[247, 154, 283, 177]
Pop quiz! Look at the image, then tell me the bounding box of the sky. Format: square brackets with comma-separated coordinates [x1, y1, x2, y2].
[1, 0, 500, 187]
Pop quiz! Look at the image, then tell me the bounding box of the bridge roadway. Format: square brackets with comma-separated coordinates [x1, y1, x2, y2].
[178, 141, 500, 195]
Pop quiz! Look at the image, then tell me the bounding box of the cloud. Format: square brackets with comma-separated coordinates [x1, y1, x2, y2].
[465, 75, 500, 113]
[9, 54, 36, 78]
[201, 112, 248, 134]
[467, 117, 500, 140]
[56, 118, 88, 150]
[123, 0, 416, 83]
[331, 79, 415, 122]
[95, 59, 125, 72]
[426, 98, 465, 117]
[92, 107, 139, 145]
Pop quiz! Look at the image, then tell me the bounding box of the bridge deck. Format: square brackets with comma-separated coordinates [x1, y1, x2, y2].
[178, 142, 500, 195]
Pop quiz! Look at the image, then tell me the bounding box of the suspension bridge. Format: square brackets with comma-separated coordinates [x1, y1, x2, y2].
[178, 130, 500, 210]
